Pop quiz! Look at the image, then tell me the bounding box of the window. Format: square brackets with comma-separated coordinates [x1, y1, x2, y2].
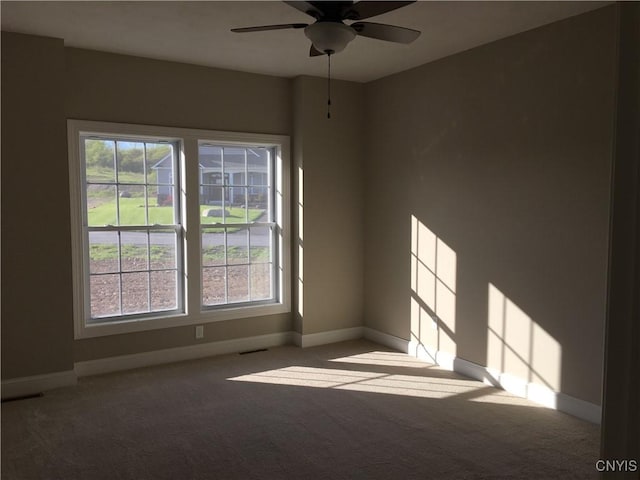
[69, 121, 290, 339]
[199, 144, 275, 307]
[82, 136, 183, 321]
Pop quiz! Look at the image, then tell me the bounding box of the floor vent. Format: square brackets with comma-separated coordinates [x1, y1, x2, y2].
[239, 348, 268, 355]
[2, 392, 44, 403]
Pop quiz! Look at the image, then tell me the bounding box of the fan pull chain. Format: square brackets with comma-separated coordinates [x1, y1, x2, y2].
[327, 52, 332, 119]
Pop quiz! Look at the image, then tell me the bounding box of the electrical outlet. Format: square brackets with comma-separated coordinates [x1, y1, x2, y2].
[195, 325, 204, 339]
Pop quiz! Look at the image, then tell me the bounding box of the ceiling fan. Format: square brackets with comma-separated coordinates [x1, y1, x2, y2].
[231, 1, 421, 56]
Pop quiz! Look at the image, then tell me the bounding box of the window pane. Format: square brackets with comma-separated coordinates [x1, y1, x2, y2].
[150, 230, 176, 270]
[89, 231, 119, 274]
[224, 199, 249, 223]
[248, 149, 269, 186]
[199, 146, 224, 216]
[229, 187, 248, 219]
[120, 231, 148, 272]
[201, 201, 227, 224]
[202, 230, 225, 267]
[146, 143, 173, 185]
[248, 186, 269, 214]
[118, 185, 146, 225]
[87, 184, 116, 226]
[199, 145, 223, 179]
[116, 141, 145, 184]
[250, 263, 272, 301]
[90, 274, 120, 318]
[148, 188, 174, 225]
[122, 272, 149, 314]
[228, 265, 249, 303]
[151, 270, 177, 311]
[85, 139, 116, 183]
[202, 266, 226, 306]
[249, 226, 271, 263]
[227, 230, 248, 265]
[223, 147, 245, 184]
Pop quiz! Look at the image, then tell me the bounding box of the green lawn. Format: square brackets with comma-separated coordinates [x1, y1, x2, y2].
[86, 166, 156, 184]
[88, 198, 264, 226]
[91, 244, 174, 262]
[91, 242, 269, 263]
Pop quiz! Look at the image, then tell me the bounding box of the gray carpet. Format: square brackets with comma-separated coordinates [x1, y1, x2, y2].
[1, 340, 600, 479]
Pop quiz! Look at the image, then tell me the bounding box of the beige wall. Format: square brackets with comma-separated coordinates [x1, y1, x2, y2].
[293, 76, 365, 335]
[65, 48, 291, 136]
[363, 7, 616, 405]
[1, 34, 366, 375]
[1, 32, 74, 378]
[64, 48, 295, 362]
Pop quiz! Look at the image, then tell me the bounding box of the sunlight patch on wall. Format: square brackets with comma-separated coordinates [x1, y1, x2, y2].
[487, 283, 562, 398]
[410, 215, 457, 356]
[298, 245, 304, 317]
[297, 166, 304, 318]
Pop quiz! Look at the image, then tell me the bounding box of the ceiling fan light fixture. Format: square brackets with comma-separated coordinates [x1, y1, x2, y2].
[304, 22, 356, 54]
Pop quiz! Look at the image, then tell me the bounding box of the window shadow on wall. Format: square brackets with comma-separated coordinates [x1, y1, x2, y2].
[409, 215, 457, 364]
[486, 283, 562, 407]
[408, 215, 564, 409]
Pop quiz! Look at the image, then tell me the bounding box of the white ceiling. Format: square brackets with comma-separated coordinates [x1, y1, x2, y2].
[1, 1, 608, 83]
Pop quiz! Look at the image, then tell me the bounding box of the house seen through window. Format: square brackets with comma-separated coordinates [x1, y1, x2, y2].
[198, 144, 275, 307]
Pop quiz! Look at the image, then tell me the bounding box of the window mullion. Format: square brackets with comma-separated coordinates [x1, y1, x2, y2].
[114, 141, 120, 226]
[221, 148, 226, 223]
[244, 148, 249, 223]
[146, 227, 152, 311]
[143, 143, 149, 226]
[224, 228, 229, 304]
[247, 227, 252, 301]
[118, 230, 124, 316]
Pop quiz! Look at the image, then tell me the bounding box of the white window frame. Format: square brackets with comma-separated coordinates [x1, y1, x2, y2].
[69, 120, 291, 339]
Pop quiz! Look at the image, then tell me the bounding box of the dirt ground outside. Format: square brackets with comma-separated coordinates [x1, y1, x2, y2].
[90, 259, 272, 318]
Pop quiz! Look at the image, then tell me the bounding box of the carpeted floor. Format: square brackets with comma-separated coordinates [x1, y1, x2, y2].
[1, 340, 600, 479]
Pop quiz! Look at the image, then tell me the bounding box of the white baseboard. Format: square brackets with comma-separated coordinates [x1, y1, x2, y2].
[363, 327, 409, 352]
[1, 370, 77, 400]
[293, 326, 364, 348]
[364, 328, 602, 424]
[74, 331, 293, 377]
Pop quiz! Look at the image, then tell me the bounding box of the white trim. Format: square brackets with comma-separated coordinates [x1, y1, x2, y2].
[363, 327, 409, 352]
[1, 371, 77, 400]
[293, 326, 364, 348]
[74, 332, 293, 377]
[556, 392, 602, 425]
[364, 328, 602, 424]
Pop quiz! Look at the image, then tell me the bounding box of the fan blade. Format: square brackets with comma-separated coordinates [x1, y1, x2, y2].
[231, 23, 308, 33]
[344, 1, 415, 20]
[283, 2, 326, 19]
[309, 45, 324, 57]
[351, 22, 420, 43]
